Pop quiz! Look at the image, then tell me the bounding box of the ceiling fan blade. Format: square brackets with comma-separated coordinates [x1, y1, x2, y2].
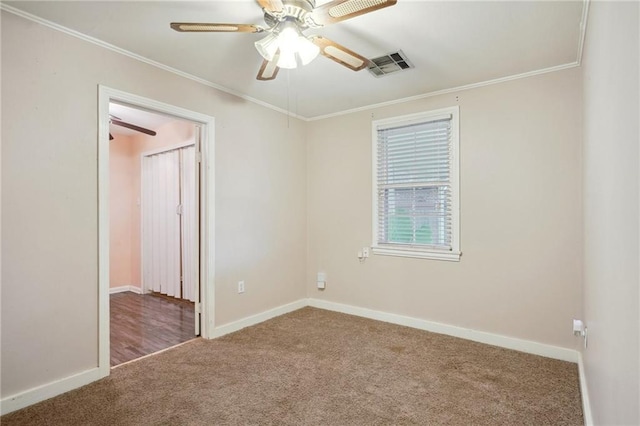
[256, 0, 284, 14]
[170, 22, 263, 33]
[257, 59, 280, 81]
[111, 119, 157, 136]
[309, 0, 397, 26]
[311, 36, 371, 71]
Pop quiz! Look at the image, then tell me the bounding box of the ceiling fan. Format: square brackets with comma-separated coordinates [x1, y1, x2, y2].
[109, 115, 157, 140]
[170, 0, 397, 81]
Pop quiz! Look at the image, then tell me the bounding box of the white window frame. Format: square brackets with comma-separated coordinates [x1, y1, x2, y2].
[371, 106, 461, 261]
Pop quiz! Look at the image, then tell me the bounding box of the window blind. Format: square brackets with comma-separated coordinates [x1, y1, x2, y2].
[376, 116, 453, 250]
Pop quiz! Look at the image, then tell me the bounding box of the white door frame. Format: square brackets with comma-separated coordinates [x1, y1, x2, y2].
[98, 85, 215, 376]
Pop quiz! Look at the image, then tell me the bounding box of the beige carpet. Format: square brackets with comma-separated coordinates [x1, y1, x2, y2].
[2, 307, 583, 425]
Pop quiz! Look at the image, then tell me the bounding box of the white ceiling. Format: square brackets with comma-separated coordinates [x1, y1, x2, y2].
[5, 1, 585, 119]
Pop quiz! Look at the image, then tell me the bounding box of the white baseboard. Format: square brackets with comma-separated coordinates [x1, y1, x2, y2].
[109, 285, 142, 294]
[209, 298, 308, 339]
[307, 298, 579, 363]
[0, 367, 106, 415]
[577, 352, 593, 425]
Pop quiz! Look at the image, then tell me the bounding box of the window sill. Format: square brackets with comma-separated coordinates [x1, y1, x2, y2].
[372, 246, 461, 262]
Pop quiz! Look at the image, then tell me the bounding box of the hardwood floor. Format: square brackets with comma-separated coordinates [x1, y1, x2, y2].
[110, 291, 196, 366]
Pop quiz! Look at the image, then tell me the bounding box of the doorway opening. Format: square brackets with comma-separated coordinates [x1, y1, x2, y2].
[98, 87, 215, 374]
[109, 103, 199, 366]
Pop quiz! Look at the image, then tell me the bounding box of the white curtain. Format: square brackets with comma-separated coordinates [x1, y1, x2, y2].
[142, 148, 193, 299]
[180, 146, 197, 302]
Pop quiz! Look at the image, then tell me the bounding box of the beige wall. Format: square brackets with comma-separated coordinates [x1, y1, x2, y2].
[1, 11, 307, 398]
[307, 68, 583, 349]
[109, 134, 135, 288]
[581, 2, 640, 424]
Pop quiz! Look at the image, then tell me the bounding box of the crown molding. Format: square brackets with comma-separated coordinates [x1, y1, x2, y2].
[308, 62, 580, 121]
[577, 0, 591, 65]
[0, 3, 307, 122]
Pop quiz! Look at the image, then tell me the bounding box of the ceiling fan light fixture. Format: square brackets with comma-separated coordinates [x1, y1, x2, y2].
[255, 32, 279, 61]
[277, 49, 298, 69]
[278, 23, 300, 48]
[275, 35, 319, 68]
[274, 22, 300, 68]
[255, 20, 319, 69]
[296, 36, 320, 65]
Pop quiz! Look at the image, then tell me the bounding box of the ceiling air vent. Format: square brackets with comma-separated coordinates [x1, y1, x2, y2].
[368, 50, 413, 77]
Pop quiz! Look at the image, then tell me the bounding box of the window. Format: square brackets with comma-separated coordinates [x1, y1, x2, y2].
[372, 106, 460, 261]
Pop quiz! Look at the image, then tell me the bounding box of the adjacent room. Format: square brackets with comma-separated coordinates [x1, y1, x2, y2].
[108, 103, 201, 366]
[1, 0, 638, 425]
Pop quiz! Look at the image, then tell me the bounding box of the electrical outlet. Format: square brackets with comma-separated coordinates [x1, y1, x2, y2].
[238, 281, 245, 294]
[362, 247, 370, 258]
[317, 272, 326, 290]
